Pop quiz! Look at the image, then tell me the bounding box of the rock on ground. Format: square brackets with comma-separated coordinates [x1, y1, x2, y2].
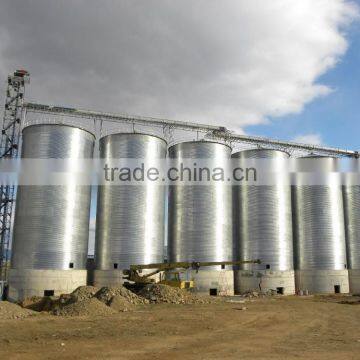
[108, 295, 135, 312]
[95, 286, 148, 305]
[71, 286, 99, 302]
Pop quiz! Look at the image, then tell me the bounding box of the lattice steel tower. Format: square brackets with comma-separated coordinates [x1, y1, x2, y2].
[0, 69, 29, 281]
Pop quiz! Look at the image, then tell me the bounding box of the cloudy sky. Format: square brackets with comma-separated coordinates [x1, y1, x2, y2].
[1, 0, 359, 149]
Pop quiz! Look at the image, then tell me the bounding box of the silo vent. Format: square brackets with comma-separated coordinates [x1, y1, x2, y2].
[44, 290, 54, 297]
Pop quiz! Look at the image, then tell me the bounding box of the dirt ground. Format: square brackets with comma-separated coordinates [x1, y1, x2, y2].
[1, 295, 360, 360]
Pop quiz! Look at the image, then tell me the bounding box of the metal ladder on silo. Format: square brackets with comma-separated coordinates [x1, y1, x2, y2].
[0, 70, 29, 282]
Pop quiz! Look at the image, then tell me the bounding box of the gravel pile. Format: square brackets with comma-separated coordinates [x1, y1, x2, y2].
[18, 283, 212, 316]
[20, 287, 100, 313]
[71, 286, 99, 302]
[95, 286, 148, 305]
[0, 301, 38, 320]
[52, 297, 116, 317]
[50, 285, 148, 316]
[108, 295, 135, 312]
[20, 296, 56, 312]
[20, 296, 47, 311]
[137, 284, 211, 304]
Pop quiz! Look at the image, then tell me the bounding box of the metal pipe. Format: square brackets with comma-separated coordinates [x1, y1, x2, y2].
[225, 133, 358, 157]
[24, 102, 359, 157]
[24, 102, 219, 132]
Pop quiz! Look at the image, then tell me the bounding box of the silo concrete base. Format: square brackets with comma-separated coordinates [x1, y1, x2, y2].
[295, 270, 349, 294]
[179, 270, 234, 296]
[93, 270, 125, 287]
[348, 269, 360, 295]
[234, 270, 295, 295]
[8, 269, 87, 302]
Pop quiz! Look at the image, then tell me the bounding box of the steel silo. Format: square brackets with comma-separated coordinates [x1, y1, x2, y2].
[94, 133, 167, 286]
[293, 156, 348, 294]
[232, 149, 294, 295]
[9, 124, 95, 301]
[343, 159, 360, 294]
[167, 141, 234, 295]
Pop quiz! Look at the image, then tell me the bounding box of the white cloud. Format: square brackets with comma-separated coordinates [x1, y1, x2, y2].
[0, 0, 358, 131]
[292, 133, 323, 145]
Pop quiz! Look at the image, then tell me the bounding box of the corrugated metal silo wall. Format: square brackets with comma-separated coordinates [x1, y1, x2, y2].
[95, 133, 167, 270]
[167, 141, 233, 266]
[11, 124, 95, 270]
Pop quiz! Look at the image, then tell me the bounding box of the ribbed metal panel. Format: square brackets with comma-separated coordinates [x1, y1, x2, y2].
[232, 149, 293, 271]
[11, 124, 95, 270]
[343, 185, 360, 269]
[168, 141, 233, 266]
[95, 133, 167, 269]
[293, 157, 347, 270]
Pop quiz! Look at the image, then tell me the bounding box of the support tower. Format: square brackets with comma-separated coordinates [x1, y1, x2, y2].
[0, 70, 29, 282]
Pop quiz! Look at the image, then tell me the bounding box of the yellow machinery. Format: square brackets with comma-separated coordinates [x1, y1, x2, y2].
[158, 271, 194, 289]
[123, 259, 260, 289]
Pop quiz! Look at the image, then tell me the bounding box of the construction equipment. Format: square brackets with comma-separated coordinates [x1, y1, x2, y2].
[123, 259, 261, 289]
[158, 271, 194, 289]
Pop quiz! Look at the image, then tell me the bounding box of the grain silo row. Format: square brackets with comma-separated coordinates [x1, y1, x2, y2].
[8, 124, 360, 300]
